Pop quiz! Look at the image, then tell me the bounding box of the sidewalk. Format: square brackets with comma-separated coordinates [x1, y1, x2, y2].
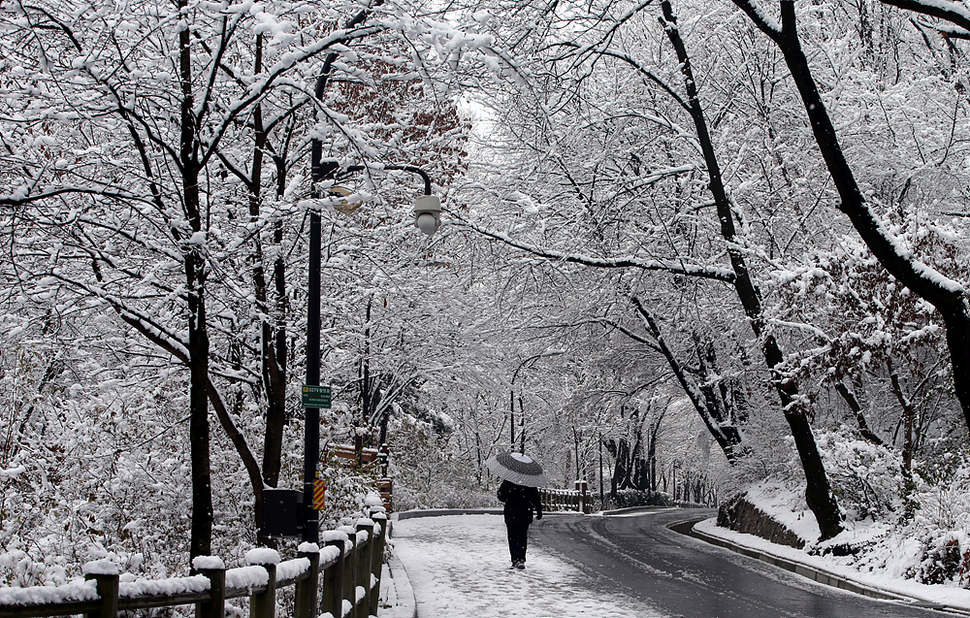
[379, 510, 970, 617]
[378, 512, 665, 618]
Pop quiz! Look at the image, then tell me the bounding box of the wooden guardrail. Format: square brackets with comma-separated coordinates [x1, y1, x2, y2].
[0, 507, 388, 618]
[540, 481, 591, 514]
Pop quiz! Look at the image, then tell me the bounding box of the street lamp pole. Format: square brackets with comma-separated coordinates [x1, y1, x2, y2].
[305, 5, 442, 542]
[304, 17, 352, 543]
[304, 141, 331, 545]
[307, 152, 440, 546]
[509, 350, 564, 453]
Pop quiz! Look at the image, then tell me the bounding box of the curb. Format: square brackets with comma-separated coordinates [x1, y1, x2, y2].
[600, 505, 678, 517]
[393, 508, 586, 520]
[669, 517, 970, 616]
[383, 548, 418, 618]
[393, 508, 503, 520]
[380, 517, 418, 618]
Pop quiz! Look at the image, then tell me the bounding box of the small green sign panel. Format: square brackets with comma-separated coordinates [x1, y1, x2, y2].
[302, 385, 332, 409]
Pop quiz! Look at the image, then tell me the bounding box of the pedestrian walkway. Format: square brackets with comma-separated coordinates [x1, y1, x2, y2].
[380, 510, 970, 618]
[379, 513, 667, 618]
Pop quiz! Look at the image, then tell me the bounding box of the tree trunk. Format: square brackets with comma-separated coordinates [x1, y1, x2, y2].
[834, 381, 884, 446]
[186, 231, 213, 560]
[888, 361, 916, 471]
[633, 297, 743, 461]
[744, 0, 970, 434]
[179, 3, 212, 559]
[248, 35, 287, 490]
[662, 0, 843, 539]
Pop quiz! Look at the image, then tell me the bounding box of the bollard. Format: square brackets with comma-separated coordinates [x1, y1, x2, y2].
[576, 480, 590, 514]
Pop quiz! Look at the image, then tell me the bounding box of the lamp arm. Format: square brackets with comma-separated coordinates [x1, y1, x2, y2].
[339, 164, 432, 195]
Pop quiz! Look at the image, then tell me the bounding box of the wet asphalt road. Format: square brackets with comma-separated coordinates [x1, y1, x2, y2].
[531, 508, 950, 618]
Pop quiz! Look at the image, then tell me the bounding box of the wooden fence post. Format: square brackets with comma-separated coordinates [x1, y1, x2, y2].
[368, 510, 388, 616]
[576, 480, 590, 514]
[295, 546, 320, 618]
[83, 564, 119, 618]
[194, 558, 226, 618]
[322, 534, 347, 618]
[341, 527, 357, 617]
[247, 550, 279, 618]
[355, 520, 374, 618]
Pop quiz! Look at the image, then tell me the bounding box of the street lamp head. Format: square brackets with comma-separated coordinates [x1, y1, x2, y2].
[413, 194, 441, 236]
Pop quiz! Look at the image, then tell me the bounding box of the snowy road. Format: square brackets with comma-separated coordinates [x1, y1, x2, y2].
[533, 508, 948, 617]
[390, 509, 951, 618]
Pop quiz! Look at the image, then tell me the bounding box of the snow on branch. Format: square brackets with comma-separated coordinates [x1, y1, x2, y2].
[0, 186, 148, 208]
[729, 0, 782, 39]
[880, 0, 970, 36]
[199, 24, 386, 167]
[46, 272, 191, 361]
[456, 220, 737, 283]
[548, 0, 660, 64]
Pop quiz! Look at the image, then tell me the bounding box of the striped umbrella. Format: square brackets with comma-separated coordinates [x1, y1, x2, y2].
[485, 451, 548, 488]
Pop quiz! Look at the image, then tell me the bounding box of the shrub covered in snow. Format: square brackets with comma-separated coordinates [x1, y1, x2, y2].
[610, 490, 673, 509]
[815, 426, 906, 521]
[728, 425, 970, 588]
[386, 414, 495, 511]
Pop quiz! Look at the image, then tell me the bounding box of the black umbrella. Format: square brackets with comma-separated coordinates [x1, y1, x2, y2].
[485, 451, 548, 487]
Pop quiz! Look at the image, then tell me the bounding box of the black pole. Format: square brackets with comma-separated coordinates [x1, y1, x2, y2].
[305, 100, 338, 544]
[303, 211, 321, 543]
[304, 135, 332, 543]
[573, 428, 580, 481]
[302, 0, 403, 543]
[509, 390, 515, 450]
[600, 432, 606, 509]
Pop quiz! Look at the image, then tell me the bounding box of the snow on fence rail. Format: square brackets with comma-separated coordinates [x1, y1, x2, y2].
[540, 481, 591, 514]
[0, 507, 388, 618]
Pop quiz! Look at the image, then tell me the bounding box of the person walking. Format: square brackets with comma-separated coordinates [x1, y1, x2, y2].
[486, 451, 549, 569]
[498, 479, 542, 569]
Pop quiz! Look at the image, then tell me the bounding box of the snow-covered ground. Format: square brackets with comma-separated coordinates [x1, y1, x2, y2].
[381, 513, 668, 618]
[694, 518, 970, 614]
[381, 510, 970, 618]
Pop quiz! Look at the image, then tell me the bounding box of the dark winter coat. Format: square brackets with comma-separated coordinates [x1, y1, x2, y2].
[497, 480, 543, 525]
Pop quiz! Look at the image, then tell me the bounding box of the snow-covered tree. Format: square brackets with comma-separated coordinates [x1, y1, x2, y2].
[0, 0, 477, 562]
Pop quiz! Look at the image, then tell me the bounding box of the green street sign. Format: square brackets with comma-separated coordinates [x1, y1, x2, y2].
[302, 385, 331, 409]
